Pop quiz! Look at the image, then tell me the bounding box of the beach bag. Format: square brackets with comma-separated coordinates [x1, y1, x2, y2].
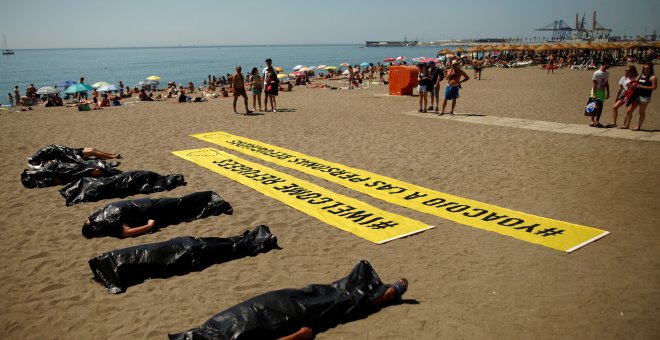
[584, 97, 600, 116]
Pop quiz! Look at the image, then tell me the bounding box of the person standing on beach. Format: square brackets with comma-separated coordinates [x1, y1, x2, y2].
[13, 86, 20, 105]
[588, 60, 610, 128]
[611, 65, 637, 127]
[622, 62, 656, 131]
[417, 63, 430, 113]
[474, 58, 483, 80]
[263, 58, 273, 111]
[429, 61, 443, 111]
[441, 60, 469, 115]
[232, 66, 252, 115]
[264, 67, 279, 112]
[249, 67, 263, 112]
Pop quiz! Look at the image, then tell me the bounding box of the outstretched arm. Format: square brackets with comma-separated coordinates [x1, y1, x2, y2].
[122, 219, 156, 238]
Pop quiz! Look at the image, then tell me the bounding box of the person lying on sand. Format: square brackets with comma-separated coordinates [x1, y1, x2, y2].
[82, 191, 232, 238]
[169, 260, 408, 340]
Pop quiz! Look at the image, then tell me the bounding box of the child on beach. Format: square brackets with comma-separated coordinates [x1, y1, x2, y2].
[8, 93, 13, 106]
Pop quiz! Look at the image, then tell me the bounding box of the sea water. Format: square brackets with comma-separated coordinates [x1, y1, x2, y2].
[0, 44, 463, 95]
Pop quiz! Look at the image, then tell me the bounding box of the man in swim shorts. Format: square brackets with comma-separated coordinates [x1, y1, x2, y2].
[589, 60, 610, 128]
[441, 60, 470, 115]
[232, 66, 252, 114]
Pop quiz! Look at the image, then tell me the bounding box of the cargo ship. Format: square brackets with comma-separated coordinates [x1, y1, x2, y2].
[365, 38, 418, 47]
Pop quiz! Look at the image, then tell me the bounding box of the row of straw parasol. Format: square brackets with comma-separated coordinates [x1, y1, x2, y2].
[440, 41, 659, 55]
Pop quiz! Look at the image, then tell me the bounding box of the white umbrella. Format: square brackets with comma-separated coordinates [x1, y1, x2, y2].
[97, 84, 120, 92]
[340, 62, 351, 67]
[317, 64, 327, 69]
[36, 86, 60, 95]
[292, 65, 304, 71]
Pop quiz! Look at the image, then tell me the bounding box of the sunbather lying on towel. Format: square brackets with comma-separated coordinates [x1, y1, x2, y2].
[169, 260, 408, 340]
[60, 170, 186, 206]
[82, 191, 233, 238]
[89, 225, 276, 294]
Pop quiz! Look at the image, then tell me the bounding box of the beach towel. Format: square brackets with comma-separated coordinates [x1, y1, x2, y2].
[169, 260, 392, 340]
[89, 225, 275, 293]
[60, 170, 186, 206]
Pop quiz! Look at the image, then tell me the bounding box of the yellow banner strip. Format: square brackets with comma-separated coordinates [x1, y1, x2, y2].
[191, 131, 609, 252]
[172, 148, 435, 244]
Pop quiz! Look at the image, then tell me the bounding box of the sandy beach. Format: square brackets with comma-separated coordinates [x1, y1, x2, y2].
[1, 65, 659, 339]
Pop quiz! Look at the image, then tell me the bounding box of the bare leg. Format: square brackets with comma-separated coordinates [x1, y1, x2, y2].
[278, 327, 313, 340]
[611, 100, 624, 127]
[232, 95, 238, 113]
[622, 102, 638, 129]
[441, 99, 448, 114]
[633, 102, 647, 131]
[243, 94, 252, 113]
[82, 148, 120, 160]
[450, 99, 457, 114]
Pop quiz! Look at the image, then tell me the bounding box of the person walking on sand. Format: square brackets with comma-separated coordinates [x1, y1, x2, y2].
[588, 60, 610, 128]
[441, 60, 469, 115]
[232, 66, 252, 114]
[610, 65, 637, 127]
[622, 62, 656, 131]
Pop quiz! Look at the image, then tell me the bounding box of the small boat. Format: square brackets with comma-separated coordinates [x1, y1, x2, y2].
[2, 35, 15, 55]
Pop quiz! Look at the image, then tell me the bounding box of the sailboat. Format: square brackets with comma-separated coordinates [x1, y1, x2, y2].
[2, 35, 15, 55]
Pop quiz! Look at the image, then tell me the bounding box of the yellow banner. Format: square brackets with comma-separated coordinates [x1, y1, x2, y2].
[172, 148, 435, 244]
[191, 131, 609, 252]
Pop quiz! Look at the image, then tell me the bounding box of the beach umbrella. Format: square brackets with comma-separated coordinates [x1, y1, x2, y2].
[454, 47, 467, 53]
[92, 81, 111, 89]
[383, 57, 396, 62]
[292, 65, 304, 71]
[58, 80, 77, 88]
[317, 64, 327, 69]
[276, 73, 288, 80]
[299, 66, 314, 72]
[324, 66, 338, 70]
[64, 83, 94, 94]
[360, 62, 370, 67]
[97, 84, 120, 92]
[36, 86, 60, 95]
[395, 56, 406, 60]
[146, 75, 161, 81]
[274, 67, 283, 72]
[137, 79, 159, 87]
[339, 62, 351, 67]
[438, 48, 453, 55]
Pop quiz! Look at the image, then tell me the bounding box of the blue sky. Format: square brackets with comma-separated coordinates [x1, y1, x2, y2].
[1, 0, 657, 49]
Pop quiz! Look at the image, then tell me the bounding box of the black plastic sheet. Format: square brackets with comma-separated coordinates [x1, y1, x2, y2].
[27, 144, 85, 166]
[82, 191, 233, 238]
[169, 260, 390, 340]
[60, 170, 186, 206]
[21, 159, 121, 188]
[89, 225, 278, 294]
